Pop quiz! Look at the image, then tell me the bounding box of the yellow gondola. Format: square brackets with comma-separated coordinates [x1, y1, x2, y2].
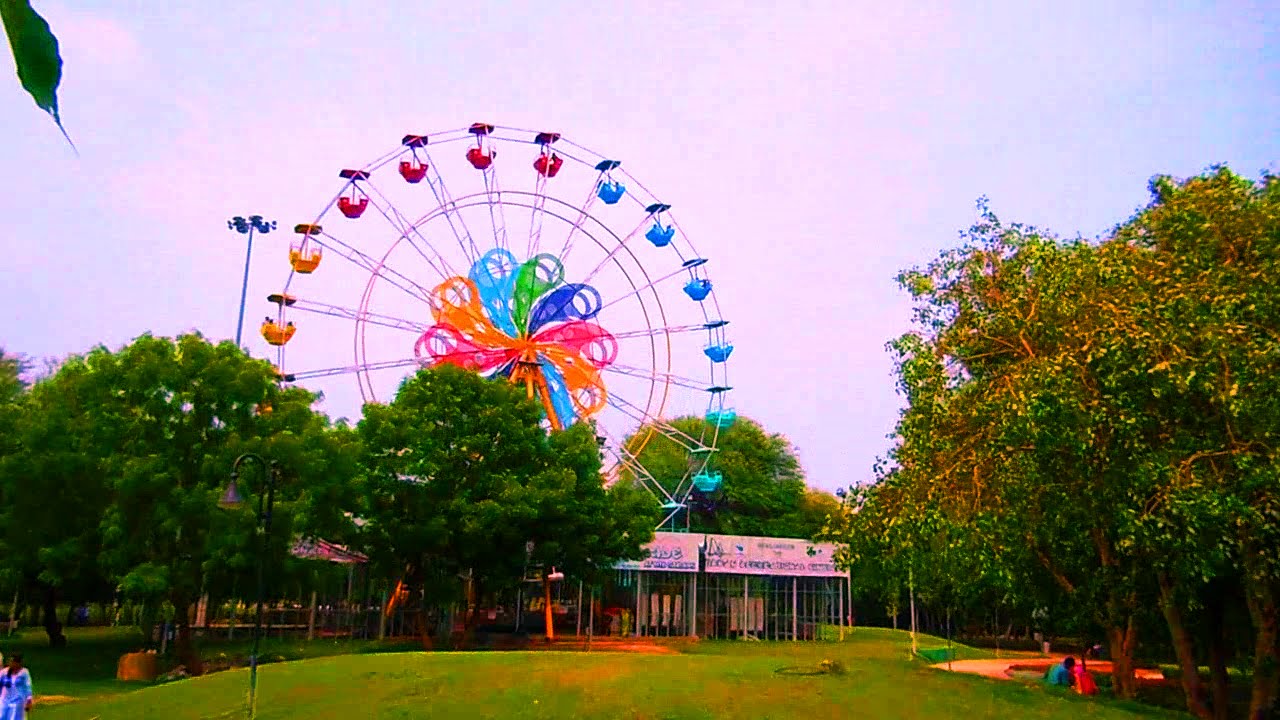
[261, 319, 296, 346]
[289, 245, 322, 273]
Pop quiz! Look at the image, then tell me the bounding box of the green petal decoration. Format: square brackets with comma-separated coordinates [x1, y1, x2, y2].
[1, 0, 74, 148]
[512, 254, 565, 334]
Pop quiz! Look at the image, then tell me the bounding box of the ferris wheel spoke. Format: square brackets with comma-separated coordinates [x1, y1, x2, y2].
[482, 164, 510, 255]
[572, 217, 649, 288]
[286, 357, 422, 381]
[526, 174, 547, 261]
[526, 136, 560, 261]
[352, 128, 472, 178]
[605, 392, 709, 453]
[581, 156, 696, 267]
[596, 263, 695, 314]
[607, 323, 716, 341]
[362, 185, 460, 280]
[314, 232, 437, 307]
[286, 297, 429, 334]
[419, 149, 482, 263]
[556, 138, 618, 173]
[599, 428, 676, 503]
[604, 363, 706, 392]
[554, 179, 606, 267]
[360, 144, 423, 177]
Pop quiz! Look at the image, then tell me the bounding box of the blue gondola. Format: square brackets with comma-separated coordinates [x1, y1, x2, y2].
[706, 409, 737, 428]
[693, 471, 723, 493]
[704, 344, 733, 363]
[597, 181, 626, 204]
[646, 222, 675, 247]
[683, 278, 712, 301]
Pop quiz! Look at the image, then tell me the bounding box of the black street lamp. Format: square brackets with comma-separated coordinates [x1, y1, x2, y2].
[226, 215, 277, 350]
[220, 453, 279, 720]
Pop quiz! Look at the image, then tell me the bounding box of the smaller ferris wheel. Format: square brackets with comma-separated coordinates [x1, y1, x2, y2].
[257, 123, 738, 530]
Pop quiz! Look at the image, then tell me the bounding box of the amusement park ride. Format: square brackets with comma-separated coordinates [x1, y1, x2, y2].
[258, 123, 736, 532]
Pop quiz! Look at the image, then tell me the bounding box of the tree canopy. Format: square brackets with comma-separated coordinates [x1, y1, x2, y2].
[825, 168, 1280, 718]
[0, 334, 669, 658]
[625, 415, 834, 538]
[0, 334, 360, 668]
[357, 365, 656, 630]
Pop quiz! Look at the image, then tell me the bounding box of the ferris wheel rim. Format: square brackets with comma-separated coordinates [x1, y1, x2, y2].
[271, 125, 734, 509]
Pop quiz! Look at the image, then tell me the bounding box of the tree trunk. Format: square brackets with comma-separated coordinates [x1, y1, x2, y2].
[1158, 573, 1212, 718]
[1204, 587, 1232, 720]
[171, 597, 204, 676]
[458, 579, 483, 649]
[1245, 580, 1279, 720]
[1105, 620, 1139, 699]
[41, 585, 66, 648]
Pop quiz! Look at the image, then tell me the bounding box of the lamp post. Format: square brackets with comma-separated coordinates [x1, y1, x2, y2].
[227, 215, 278, 349]
[220, 453, 279, 720]
[543, 566, 564, 642]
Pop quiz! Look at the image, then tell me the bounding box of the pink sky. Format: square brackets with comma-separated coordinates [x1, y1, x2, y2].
[1, 1, 1276, 491]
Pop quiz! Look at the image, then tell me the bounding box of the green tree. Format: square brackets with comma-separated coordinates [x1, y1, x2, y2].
[0, 353, 113, 647]
[0, 348, 26, 460]
[1109, 169, 1280, 719]
[834, 171, 1280, 716]
[529, 422, 661, 585]
[357, 365, 655, 638]
[0, 348, 26, 402]
[72, 333, 356, 672]
[625, 415, 831, 538]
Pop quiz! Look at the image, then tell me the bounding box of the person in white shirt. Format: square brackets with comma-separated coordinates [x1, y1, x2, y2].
[0, 652, 33, 720]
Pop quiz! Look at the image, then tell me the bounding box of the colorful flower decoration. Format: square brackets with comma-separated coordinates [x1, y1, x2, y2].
[414, 248, 618, 427]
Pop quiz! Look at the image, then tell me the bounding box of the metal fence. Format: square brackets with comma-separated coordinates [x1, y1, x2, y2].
[185, 570, 847, 643]
[604, 570, 848, 640]
[694, 574, 845, 640]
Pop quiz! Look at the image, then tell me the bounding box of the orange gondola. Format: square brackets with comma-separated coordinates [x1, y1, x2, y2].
[290, 224, 322, 273]
[290, 245, 322, 273]
[261, 319, 296, 346]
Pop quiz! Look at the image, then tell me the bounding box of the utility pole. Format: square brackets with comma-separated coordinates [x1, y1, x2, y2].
[909, 566, 918, 656]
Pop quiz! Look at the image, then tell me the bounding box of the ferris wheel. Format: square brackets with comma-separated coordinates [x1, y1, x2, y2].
[259, 123, 736, 529]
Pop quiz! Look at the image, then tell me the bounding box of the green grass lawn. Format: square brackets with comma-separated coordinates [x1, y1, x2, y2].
[23, 626, 1186, 720]
[1, 626, 142, 701]
[0, 625, 417, 704]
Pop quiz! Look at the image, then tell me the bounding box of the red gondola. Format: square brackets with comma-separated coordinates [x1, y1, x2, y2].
[399, 160, 429, 183]
[534, 153, 564, 178]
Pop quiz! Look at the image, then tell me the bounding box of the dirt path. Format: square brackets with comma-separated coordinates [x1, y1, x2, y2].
[526, 638, 684, 654]
[942, 659, 1037, 680]
[936, 657, 1164, 683]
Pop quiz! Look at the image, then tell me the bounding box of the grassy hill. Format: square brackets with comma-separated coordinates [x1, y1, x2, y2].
[25, 627, 1184, 720]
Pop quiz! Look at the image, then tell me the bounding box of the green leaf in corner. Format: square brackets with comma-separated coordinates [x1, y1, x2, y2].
[1, 0, 75, 149]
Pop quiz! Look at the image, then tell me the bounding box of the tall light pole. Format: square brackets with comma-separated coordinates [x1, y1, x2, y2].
[227, 216, 278, 349]
[220, 453, 279, 720]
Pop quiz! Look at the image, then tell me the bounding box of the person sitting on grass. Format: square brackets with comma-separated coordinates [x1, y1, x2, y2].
[1045, 656, 1076, 687]
[1072, 661, 1098, 696]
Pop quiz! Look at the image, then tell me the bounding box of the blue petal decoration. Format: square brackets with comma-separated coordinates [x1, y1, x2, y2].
[469, 248, 519, 337]
[527, 283, 602, 334]
[539, 356, 577, 428]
